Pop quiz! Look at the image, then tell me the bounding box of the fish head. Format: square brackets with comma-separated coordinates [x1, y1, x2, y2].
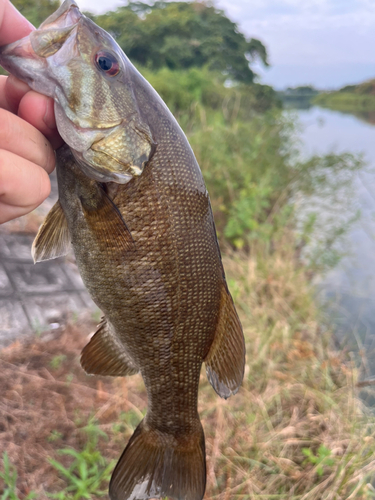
[0, 0, 155, 183]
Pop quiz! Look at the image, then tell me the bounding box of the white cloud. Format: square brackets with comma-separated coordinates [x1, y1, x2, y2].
[216, 0, 375, 83]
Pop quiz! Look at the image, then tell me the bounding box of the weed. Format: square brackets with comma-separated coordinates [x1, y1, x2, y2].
[1, 245, 375, 498]
[31, 318, 47, 337]
[91, 309, 102, 323]
[48, 421, 114, 499]
[48, 431, 63, 443]
[112, 410, 140, 434]
[0, 453, 36, 500]
[49, 355, 67, 370]
[71, 311, 79, 324]
[302, 445, 335, 477]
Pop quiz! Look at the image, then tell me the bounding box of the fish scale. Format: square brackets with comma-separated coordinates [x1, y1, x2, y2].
[0, 1, 246, 499]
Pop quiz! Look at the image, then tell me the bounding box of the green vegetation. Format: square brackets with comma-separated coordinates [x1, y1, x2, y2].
[11, 0, 59, 28]
[279, 86, 320, 109]
[3, 0, 358, 255]
[1, 240, 375, 499]
[285, 85, 320, 96]
[302, 445, 335, 477]
[48, 421, 114, 499]
[1, 1, 374, 499]
[49, 355, 67, 370]
[91, 1, 268, 84]
[140, 66, 280, 115]
[314, 79, 375, 114]
[138, 65, 361, 256]
[0, 453, 36, 500]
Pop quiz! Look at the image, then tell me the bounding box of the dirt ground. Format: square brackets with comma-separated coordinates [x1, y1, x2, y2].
[0, 322, 148, 499]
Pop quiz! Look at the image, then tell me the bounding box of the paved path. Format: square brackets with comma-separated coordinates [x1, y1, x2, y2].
[0, 172, 98, 347]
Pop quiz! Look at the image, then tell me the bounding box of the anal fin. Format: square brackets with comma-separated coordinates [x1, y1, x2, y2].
[204, 287, 245, 399]
[32, 200, 70, 263]
[81, 318, 139, 377]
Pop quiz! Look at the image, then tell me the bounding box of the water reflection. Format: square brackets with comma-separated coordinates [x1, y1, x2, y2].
[317, 107, 375, 127]
[294, 106, 375, 383]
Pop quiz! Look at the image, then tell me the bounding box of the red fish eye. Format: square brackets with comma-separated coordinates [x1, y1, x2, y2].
[94, 51, 120, 76]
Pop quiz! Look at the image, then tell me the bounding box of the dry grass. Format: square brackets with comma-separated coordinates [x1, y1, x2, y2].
[205, 239, 375, 499]
[1, 234, 375, 499]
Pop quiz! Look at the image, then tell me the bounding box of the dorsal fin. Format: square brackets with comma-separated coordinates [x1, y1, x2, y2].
[81, 318, 139, 377]
[32, 200, 70, 263]
[204, 287, 245, 399]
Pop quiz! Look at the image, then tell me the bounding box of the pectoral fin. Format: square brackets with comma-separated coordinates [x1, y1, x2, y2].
[204, 286, 245, 399]
[32, 200, 70, 263]
[81, 318, 139, 377]
[81, 188, 135, 255]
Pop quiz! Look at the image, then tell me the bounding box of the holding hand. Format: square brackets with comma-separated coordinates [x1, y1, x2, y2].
[0, 0, 63, 223]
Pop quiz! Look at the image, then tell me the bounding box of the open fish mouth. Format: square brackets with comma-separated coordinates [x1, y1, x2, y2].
[0, 0, 152, 184]
[0, 0, 81, 94]
[1, 0, 157, 185]
[0, 0, 117, 130]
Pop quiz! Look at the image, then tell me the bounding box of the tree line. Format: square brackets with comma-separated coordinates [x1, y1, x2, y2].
[13, 0, 269, 86]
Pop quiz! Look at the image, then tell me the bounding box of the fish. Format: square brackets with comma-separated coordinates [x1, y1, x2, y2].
[0, 1, 245, 499]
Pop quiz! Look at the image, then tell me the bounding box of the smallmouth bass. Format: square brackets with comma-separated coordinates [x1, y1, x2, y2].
[0, 2, 245, 499]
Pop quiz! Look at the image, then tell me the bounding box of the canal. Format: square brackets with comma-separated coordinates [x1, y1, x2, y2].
[294, 105, 375, 379]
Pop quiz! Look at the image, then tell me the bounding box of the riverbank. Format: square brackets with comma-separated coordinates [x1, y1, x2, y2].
[1, 235, 374, 498]
[313, 79, 375, 116]
[1, 73, 373, 498]
[314, 92, 375, 114]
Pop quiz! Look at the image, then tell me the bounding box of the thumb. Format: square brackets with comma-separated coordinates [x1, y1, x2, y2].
[0, 0, 34, 47]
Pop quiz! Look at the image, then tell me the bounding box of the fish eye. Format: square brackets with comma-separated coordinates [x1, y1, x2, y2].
[94, 51, 120, 77]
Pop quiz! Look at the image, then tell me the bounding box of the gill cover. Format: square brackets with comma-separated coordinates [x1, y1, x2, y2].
[0, 0, 156, 184]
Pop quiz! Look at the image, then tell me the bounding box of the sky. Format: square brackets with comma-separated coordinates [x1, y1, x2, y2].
[75, 0, 375, 90]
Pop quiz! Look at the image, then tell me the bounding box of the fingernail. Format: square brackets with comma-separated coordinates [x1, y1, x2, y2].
[43, 98, 56, 130]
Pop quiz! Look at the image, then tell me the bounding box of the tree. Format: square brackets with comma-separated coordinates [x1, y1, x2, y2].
[93, 1, 268, 84]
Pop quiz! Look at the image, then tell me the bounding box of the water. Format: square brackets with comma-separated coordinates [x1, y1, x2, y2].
[294, 106, 375, 378]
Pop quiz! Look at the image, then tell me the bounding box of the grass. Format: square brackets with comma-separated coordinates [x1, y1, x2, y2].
[0, 232, 374, 499]
[47, 420, 114, 500]
[0, 75, 368, 498]
[0, 453, 36, 500]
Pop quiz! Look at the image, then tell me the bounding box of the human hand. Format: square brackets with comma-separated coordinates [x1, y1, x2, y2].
[0, 0, 63, 223]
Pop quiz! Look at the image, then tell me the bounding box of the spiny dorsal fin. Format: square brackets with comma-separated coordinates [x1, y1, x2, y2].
[204, 286, 245, 399]
[81, 318, 139, 377]
[82, 188, 135, 256]
[32, 200, 70, 263]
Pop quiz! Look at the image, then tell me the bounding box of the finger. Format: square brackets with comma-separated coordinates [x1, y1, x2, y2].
[0, 75, 11, 111]
[0, 74, 31, 113]
[18, 90, 63, 150]
[0, 149, 51, 223]
[0, 108, 56, 174]
[0, 199, 40, 223]
[0, 0, 34, 46]
[1, 77, 63, 151]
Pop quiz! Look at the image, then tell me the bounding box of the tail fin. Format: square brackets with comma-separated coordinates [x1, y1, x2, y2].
[109, 419, 206, 500]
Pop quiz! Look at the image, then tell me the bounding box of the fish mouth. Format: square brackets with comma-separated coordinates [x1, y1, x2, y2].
[0, 0, 121, 131]
[0, 0, 139, 185]
[0, 0, 82, 95]
[38, 0, 81, 30]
